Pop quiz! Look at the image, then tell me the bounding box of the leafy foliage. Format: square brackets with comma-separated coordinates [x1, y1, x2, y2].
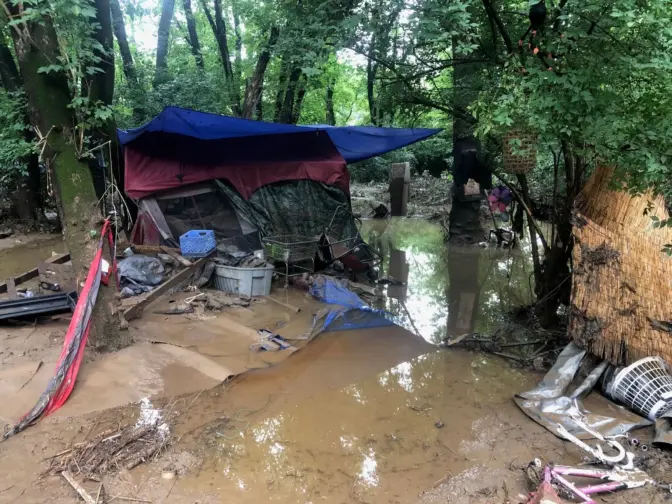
[0, 0, 671, 227]
[0, 90, 36, 182]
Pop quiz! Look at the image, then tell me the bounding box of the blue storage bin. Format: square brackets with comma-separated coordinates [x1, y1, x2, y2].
[180, 230, 216, 257]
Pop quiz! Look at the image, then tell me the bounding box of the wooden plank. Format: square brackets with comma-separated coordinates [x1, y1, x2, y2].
[159, 246, 192, 267]
[61, 470, 96, 504]
[0, 253, 70, 294]
[6, 278, 17, 299]
[264, 295, 301, 313]
[131, 245, 181, 255]
[123, 256, 209, 321]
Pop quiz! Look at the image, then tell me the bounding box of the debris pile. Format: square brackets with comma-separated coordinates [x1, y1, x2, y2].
[350, 173, 453, 218]
[49, 399, 170, 476]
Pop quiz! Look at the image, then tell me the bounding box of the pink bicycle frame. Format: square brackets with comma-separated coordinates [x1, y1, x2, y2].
[540, 464, 651, 504]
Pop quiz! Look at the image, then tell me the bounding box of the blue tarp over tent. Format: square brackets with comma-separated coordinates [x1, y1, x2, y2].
[117, 106, 442, 164]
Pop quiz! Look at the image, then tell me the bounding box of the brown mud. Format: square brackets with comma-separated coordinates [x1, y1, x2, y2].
[0, 220, 668, 504]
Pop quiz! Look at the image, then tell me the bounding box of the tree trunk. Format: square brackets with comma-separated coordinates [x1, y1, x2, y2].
[110, 0, 144, 123]
[291, 76, 307, 124]
[255, 85, 263, 120]
[241, 26, 279, 119]
[233, 6, 242, 94]
[110, 0, 136, 83]
[154, 0, 175, 86]
[452, 37, 480, 141]
[279, 67, 302, 124]
[0, 34, 19, 88]
[8, 8, 123, 349]
[213, 0, 232, 79]
[366, 43, 379, 126]
[273, 59, 290, 122]
[535, 142, 580, 328]
[182, 0, 204, 69]
[201, 0, 240, 114]
[86, 0, 115, 105]
[325, 78, 336, 125]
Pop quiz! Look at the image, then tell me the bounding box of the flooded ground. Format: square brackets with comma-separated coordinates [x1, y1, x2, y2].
[0, 220, 665, 503]
[0, 234, 66, 279]
[361, 218, 535, 343]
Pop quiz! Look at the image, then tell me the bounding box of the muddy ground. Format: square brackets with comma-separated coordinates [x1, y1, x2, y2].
[0, 220, 671, 504]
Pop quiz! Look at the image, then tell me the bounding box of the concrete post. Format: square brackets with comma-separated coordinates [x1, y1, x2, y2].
[389, 162, 410, 216]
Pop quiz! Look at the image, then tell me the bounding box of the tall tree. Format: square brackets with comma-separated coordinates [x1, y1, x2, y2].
[241, 26, 279, 119]
[278, 66, 303, 123]
[201, 0, 239, 114]
[182, 0, 204, 69]
[5, 0, 122, 348]
[0, 31, 41, 224]
[155, 0, 176, 85]
[325, 77, 336, 125]
[110, 0, 136, 84]
[110, 0, 144, 122]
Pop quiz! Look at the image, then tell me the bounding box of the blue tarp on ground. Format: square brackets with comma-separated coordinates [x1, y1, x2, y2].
[310, 276, 395, 333]
[118, 106, 442, 164]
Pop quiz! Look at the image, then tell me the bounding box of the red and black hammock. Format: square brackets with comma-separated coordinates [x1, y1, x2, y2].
[3, 220, 117, 440]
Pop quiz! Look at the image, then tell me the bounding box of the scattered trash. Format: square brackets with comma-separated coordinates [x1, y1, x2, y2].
[370, 203, 389, 219]
[525, 458, 652, 503]
[376, 275, 405, 286]
[555, 418, 632, 466]
[118, 255, 165, 297]
[515, 343, 651, 440]
[250, 329, 293, 352]
[154, 305, 194, 315]
[606, 356, 672, 420]
[434, 420, 445, 429]
[161, 470, 176, 480]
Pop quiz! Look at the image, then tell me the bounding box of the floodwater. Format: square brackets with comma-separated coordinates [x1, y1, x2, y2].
[361, 218, 536, 343]
[0, 219, 569, 504]
[92, 218, 557, 503]
[0, 234, 67, 279]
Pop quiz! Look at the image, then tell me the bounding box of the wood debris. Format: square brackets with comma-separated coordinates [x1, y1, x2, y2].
[48, 422, 169, 477]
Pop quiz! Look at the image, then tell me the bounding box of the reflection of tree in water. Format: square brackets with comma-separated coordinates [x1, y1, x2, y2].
[361, 219, 534, 343]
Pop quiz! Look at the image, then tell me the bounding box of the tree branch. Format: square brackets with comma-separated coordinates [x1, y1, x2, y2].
[482, 0, 514, 53]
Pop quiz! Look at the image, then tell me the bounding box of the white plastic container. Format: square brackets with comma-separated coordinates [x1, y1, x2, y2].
[213, 263, 274, 297]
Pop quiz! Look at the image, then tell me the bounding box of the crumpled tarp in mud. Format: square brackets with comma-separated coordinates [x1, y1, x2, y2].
[515, 343, 651, 440]
[309, 275, 394, 335]
[118, 255, 165, 297]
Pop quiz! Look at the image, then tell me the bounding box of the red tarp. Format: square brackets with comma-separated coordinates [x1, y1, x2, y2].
[124, 130, 350, 199]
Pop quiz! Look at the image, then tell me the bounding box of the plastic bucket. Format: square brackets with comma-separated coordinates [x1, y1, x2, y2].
[213, 263, 274, 297]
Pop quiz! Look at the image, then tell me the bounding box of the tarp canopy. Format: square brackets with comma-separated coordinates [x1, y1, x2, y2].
[118, 106, 442, 164]
[123, 129, 348, 199]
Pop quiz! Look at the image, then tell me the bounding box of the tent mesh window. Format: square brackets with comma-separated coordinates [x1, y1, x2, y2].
[158, 192, 242, 240]
[502, 130, 537, 174]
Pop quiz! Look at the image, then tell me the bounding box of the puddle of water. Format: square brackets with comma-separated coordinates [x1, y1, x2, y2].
[171, 350, 552, 504]
[0, 235, 67, 278]
[134, 217, 554, 503]
[361, 218, 536, 343]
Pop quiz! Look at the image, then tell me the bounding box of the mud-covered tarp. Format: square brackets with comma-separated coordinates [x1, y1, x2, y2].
[309, 276, 395, 335]
[515, 343, 651, 440]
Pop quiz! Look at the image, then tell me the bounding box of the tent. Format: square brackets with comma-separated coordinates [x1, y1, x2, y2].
[118, 106, 441, 246]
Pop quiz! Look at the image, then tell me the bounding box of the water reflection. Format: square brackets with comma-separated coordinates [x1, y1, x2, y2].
[207, 350, 534, 503]
[360, 218, 534, 343]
